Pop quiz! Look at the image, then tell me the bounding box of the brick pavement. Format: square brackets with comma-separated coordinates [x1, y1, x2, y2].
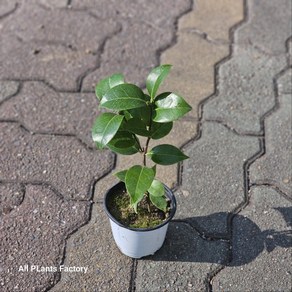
[0, 0, 291, 291]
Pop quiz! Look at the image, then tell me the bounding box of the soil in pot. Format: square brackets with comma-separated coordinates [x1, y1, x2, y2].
[108, 187, 171, 228]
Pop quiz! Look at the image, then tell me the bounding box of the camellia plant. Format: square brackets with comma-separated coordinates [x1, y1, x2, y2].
[92, 64, 192, 218]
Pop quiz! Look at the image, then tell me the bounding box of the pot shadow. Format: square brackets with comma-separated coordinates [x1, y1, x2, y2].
[144, 208, 292, 266]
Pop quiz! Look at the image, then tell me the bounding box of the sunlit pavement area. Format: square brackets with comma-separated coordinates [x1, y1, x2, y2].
[0, 0, 291, 291]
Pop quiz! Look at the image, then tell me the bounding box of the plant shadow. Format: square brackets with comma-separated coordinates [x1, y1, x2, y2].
[144, 208, 292, 266]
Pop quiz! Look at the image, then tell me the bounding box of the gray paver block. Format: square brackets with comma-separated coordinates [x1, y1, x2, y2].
[0, 82, 100, 147]
[235, 0, 291, 54]
[213, 186, 292, 291]
[0, 0, 17, 18]
[0, 81, 19, 104]
[203, 46, 287, 134]
[0, 123, 114, 200]
[51, 203, 132, 292]
[0, 183, 24, 216]
[177, 121, 260, 236]
[278, 68, 292, 95]
[136, 222, 229, 292]
[0, 184, 90, 292]
[0, 3, 120, 91]
[80, 0, 191, 91]
[250, 94, 292, 196]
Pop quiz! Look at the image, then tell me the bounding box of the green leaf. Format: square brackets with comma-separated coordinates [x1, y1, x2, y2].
[125, 165, 155, 213]
[128, 95, 151, 126]
[149, 194, 167, 212]
[148, 180, 165, 197]
[150, 121, 173, 139]
[95, 73, 124, 100]
[107, 131, 140, 155]
[100, 84, 147, 110]
[92, 113, 124, 148]
[146, 64, 172, 99]
[124, 118, 149, 136]
[114, 169, 128, 182]
[147, 144, 189, 165]
[153, 92, 192, 122]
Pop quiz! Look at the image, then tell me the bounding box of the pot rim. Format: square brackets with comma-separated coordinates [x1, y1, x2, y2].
[103, 181, 177, 232]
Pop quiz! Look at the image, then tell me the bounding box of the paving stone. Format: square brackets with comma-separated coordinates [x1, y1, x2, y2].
[179, 0, 244, 41]
[160, 0, 244, 120]
[135, 221, 229, 292]
[0, 0, 18, 18]
[203, 46, 287, 134]
[235, 0, 291, 54]
[38, 0, 69, 9]
[0, 184, 90, 292]
[51, 203, 132, 292]
[0, 81, 100, 147]
[80, 0, 191, 91]
[0, 2, 120, 91]
[0, 123, 114, 200]
[0, 183, 24, 216]
[277, 68, 292, 95]
[212, 186, 292, 291]
[250, 94, 292, 197]
[176, 121, 260, 236]
[0, 81, 19, 104]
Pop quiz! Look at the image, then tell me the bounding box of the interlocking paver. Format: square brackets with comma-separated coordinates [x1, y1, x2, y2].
[176, 121, 260, 236]
[235, 0, 291, 54]
[80, 0, 192, 91]
[277, 68, 292, 95]
[135, 222, 229, 292]
[203, 46, 287, 134]
[0, 0, 17, 18]
[0, 2, 120, 91]
[250, 93, 292, 197]
[212, 186, 292, 291]
[0, 81, 19, 104]
[51, 203, 132, 292]
[0, 123, 114, 200]
[0, 183, 24, 216]
[160, 0, 244, 121]
[203, 0, 291, 135]
[0, 82, 99, 147]
[0, 184, 90, 292]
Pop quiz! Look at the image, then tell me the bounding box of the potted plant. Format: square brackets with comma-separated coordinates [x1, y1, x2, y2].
[92, 64, 192, 258]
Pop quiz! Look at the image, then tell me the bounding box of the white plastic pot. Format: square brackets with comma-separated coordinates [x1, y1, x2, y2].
[104, 182, 177, 258]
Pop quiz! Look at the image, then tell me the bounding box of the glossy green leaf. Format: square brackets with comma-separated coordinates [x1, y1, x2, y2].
[148, 179, 165, 197]
[146, 64, 172, 99]
[107, 131, 140, 155]
[128, 95, 151, 125]
[147, 144, 189, 165]
[114, 169, 128, 182]
[101, 84, 147, 110]
[125, 165, 155, 212]
[92, 113, 124, 148]
[95, 73, 124, 100]
[149, 194, 167, 212]
[124, 118, 149, 136]
[150, 121, 173, 139]
[153, 92, 192, 122]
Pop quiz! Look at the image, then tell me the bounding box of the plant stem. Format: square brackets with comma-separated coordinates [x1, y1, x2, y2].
[143, 104, 153, 166]
[133, 134, 143, 152]
[143, 137, 151, 166]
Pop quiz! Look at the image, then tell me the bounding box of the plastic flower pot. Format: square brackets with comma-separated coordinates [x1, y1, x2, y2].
[104, 181, 177, 258]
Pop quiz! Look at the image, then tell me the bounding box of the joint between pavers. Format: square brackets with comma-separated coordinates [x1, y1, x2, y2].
[0, 81, 22, 107]
[0, 118, 99, 152]
[250, 183, 292, 202]
[128, 259, 138, 292]
[0, 2, 19, 20]
[77, 23, 123, 92]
